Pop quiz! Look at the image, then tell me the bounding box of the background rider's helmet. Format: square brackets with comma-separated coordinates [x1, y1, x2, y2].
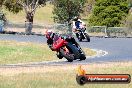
[73, 16, 79, 21]
[45, 30, 54, 39]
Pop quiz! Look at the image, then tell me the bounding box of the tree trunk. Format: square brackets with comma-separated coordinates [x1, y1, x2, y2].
[25, 21, 33, 34]
[25, 12, 34, 35]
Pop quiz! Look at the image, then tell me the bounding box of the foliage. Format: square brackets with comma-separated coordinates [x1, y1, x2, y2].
[127, 0, 132, 29]
[53, 0, 87, 23]
[4, 0, 22, 13]
[2, 0, 46, 14]
[89, 0, 129, 27]
[0, 0, 4, 7]
[82, 0, 95, 16]
[125, 14, 132, 29]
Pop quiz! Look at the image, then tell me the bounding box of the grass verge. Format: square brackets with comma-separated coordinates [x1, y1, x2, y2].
[0, 62, 132, 88]
[0, 40, 96, 65]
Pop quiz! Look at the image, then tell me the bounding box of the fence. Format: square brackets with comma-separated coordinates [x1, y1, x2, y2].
[3, 22, 132, 38]
[88, 26, 132, 38]
[3, 22, 70, 35]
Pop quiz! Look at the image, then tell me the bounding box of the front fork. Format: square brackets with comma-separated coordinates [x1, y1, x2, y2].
[56, 46, 70, 59]
[82, 29, 88, 39]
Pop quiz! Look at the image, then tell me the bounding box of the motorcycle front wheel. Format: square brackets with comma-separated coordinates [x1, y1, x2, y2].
[60, 43, 81, 62]
[60, 48, 74, 62]
[84, 33, 90, 42]
[78, 33, 83, 42]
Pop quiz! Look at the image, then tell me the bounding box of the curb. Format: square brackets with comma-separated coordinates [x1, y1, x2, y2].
[86, 49, 108, 59]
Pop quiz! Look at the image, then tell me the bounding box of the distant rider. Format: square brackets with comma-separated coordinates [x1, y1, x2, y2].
[72, 16, 86, 38]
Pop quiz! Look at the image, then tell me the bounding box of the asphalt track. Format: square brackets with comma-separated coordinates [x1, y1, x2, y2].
[0, 34, 132, 66]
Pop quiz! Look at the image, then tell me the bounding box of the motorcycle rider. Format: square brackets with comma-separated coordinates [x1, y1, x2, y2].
[45, 30, 60, 51]
[46, 30, 76, 59]
[45, 29, 81, 53]
[72, 16, 86, 39]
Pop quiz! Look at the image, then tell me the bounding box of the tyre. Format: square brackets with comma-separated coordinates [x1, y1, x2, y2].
[60, 43, 81, 62]
[79, 54, 86, 60]
[60, 48, 74, 62]
[56, 53, 63, 59]
[79, 38, 82, 42]
[85, 33, 90, 42]
[78, 34, 83, 42]
[66, 54, 74, 62]
[66, 43, 81, 59]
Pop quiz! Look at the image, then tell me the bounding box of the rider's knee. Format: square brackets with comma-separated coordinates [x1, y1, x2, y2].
[72, 28, 77, 32]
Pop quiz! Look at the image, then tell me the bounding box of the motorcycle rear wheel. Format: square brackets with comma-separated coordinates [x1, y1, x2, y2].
[79, 54, 86, 60]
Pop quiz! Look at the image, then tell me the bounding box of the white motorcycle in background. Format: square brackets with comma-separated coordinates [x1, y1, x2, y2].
[76, 23, 90, 42]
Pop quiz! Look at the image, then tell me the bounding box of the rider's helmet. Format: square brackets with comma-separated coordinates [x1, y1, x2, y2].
[45, 30, 54, 39]
[73, 16, 79, 21]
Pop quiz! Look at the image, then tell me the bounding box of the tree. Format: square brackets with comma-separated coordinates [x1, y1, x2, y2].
[3, 0, 46, 34]
[0, 0, 23, 15]
[0, 0, 11, 26]
[125, 0, 132, 29]
[89, 0, 129, 27]
[128, 0, 132, 13]
[128, 0, 132, 5]
[53, 0, 87, 23]
[82, 0, 95, 16]
[0, 0, 5, 6]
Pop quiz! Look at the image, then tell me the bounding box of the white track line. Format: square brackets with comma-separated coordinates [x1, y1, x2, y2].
[86, 49, 108, 58]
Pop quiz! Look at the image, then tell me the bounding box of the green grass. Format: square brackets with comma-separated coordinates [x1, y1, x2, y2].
[0, 41, 57, 64]
[0, 40, 96, 65]
[0, 62, 132, 88]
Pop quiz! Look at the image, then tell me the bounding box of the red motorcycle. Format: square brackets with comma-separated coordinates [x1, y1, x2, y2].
[47, 35, 86, 62]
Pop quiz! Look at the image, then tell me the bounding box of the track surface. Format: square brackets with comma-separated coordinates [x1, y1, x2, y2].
[0, 34, 132, 66]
